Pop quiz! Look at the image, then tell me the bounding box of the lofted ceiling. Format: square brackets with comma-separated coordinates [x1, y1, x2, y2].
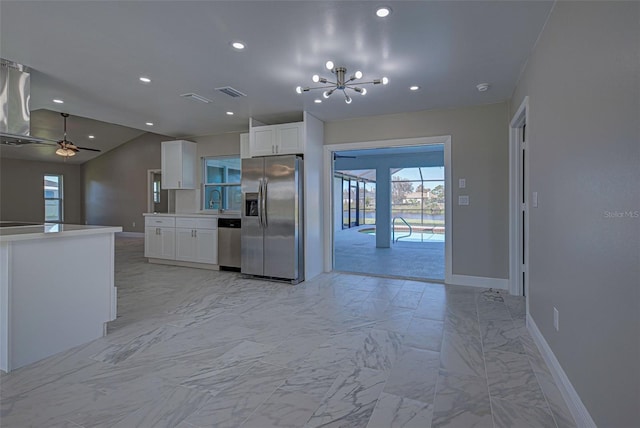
[0, 110, 148, 164]
[0, 1, 553, 153]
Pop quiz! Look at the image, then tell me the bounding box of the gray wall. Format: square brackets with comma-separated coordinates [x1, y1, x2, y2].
[511, 2, 639, 425]
[0, 158, 82, 224]
[82, 132, 169, 233]
[325, 102, 509, 279]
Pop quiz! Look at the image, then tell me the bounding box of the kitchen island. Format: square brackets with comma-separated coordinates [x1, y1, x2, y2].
[0, 223, 122, 372]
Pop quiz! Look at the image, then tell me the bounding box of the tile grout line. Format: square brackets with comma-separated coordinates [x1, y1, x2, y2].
[477, 290, 497, 428]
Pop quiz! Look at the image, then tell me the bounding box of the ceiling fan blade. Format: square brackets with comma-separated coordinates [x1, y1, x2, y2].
[75, 146, 102, 152]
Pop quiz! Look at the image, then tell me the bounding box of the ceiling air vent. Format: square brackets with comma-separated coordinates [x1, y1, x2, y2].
[215, 86, 247, 98]
[180, 93, 213, 104]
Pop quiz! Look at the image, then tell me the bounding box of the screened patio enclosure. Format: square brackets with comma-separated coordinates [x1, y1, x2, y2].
[333, 144, 446, 281]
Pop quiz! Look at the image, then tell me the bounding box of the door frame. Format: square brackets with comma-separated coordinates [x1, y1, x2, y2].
[322, 135, 452, 283]
[509, 96, 530, 297]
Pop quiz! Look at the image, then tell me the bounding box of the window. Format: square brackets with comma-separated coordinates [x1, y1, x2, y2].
[153, 179, 161, 204]
[44, 174, 63, 222]
[202, 156, 241, 211]
[391, 167, 444, 228]
[335, 170, 376, 228]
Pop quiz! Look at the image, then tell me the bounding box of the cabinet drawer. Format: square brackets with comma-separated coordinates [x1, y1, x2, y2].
[176, 217, 217, 229]
[145, 216, 175, 227]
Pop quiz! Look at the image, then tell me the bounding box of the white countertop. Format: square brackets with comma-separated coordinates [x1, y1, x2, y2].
[0, 223, 123, 242]
[143, 212, 240, 218]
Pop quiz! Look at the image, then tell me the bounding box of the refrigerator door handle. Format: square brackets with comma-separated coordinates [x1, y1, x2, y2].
[263, 178, 268, 227]
[257, 179, 264, 228]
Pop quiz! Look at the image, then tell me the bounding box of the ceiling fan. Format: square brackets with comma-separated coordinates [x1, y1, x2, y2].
[53, 113, 101, 158]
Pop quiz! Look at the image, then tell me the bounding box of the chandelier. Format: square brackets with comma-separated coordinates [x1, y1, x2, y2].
[296, 61, 388, 104]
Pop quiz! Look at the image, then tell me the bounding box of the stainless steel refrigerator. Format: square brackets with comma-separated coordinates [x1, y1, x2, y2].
[241, 155, 304, 283]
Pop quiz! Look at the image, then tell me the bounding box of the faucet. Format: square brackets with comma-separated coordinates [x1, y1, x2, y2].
[208, 189, 222, 209]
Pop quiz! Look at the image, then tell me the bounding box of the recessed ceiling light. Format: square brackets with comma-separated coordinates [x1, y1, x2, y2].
[376, 6, 392, 18]
[53, 99, 64, 104]
[226, 111, 234, 116]
[88, 135, 95, 139]
[231, 41, 246, 50]
[139, 76, 151, 83]
[314, 99, 322, 104]
[145, 122, 154, 126]
[410, 85, 420, 91]
[476, 83, 490, 92]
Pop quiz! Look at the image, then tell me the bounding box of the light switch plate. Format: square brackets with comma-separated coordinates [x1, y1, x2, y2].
[458, 195, 469, 206]
[459, 178, 466, 189]
[533, 191, 538, 208]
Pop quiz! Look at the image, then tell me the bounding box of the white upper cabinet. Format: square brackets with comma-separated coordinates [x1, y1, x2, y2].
[240, 133, 250, 159]
[161, 140, 197, 189]
[249, 122, 303, 157]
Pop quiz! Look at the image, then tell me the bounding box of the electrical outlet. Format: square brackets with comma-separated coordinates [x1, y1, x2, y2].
[553, 307, 559, 331]
[458, 195, 469, 206]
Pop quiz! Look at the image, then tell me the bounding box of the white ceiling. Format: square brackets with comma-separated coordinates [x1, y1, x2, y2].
[0, 1, 553, 144]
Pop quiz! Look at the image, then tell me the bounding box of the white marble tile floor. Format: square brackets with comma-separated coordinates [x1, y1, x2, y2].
[0, 236, 575, 427]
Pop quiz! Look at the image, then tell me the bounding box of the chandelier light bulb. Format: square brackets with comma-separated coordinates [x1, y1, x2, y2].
[296, 86, 303, 94]
[325, 60, 334, 70]
[345, 95, 352, 104]
[354, 71, 363, 79]
[382, 77, 389, 85]
[361, 88, 367, 95]
[312, 75, 320, 83]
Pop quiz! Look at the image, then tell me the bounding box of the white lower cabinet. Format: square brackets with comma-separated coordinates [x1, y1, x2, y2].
[145, 215, 218, 267]
[145, 227, 176, 259]
[175, 228, 217, 264]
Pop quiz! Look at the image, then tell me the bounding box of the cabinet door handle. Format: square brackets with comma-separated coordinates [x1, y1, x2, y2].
[178, 180, 181, 188]
[194, 230, 197, 238]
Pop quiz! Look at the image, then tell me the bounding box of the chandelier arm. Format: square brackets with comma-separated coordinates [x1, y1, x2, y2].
[305, 84, 339, 91]
[348, 80, 380, 85]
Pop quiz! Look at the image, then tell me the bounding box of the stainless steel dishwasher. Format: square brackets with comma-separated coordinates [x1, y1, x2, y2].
[218, 218, 241, 271]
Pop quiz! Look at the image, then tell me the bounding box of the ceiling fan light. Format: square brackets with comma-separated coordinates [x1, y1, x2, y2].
[55, 148, 75, 157]
[325, 60, 334, 70]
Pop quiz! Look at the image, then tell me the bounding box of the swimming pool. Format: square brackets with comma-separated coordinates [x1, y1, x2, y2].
[359, 228, 445, 243]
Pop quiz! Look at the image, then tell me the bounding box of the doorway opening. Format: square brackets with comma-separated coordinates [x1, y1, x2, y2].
[509, 97, 529, 299]
[147, 169, 171, 214]
[330, 140, 449, 282]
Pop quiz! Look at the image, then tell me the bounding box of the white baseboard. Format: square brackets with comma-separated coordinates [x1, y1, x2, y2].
[116, 232, 144, 238]
[527, 314, 596, 428]
[446, 274, 508, 290]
